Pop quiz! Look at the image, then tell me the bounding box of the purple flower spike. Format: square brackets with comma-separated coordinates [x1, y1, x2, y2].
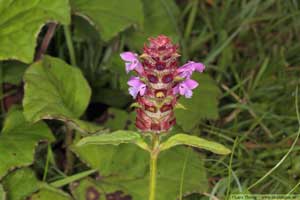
[177, 61, 205, 78]
[128, 76, 147, 99]
[173, 79, 199, 98]
[120, 52, 143, 74]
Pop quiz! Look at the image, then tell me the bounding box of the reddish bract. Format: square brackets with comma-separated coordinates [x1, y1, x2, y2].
[120, 35, 205, 133]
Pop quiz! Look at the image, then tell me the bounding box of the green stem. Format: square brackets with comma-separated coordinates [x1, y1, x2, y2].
[63, 25, 77, 66]
[149, 134, 159, 200]
[149, 153, 158, 200]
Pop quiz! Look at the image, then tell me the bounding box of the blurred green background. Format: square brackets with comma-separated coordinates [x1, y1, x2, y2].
[1, 0, 300, 199]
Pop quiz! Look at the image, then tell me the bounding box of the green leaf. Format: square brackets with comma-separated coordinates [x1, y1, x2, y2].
[2, 168, 40, 200]
[30, 187, 71, 200]
[77, 130, 139, 146]
[0, 184, 5, 200]
[70, 0, 144, 41]
[130, 102, 142, 109]
[72, 144, 208, 200]
[174, 102, 187, 110]
[70, 178, 132, 200]
[160, 134, 231, 155]
[0, 0, 70, 63]
[72, 144, 148, 178]
[0, 108, 54, 179]
[76, 130, 149, 151]
[126, 0, 180, 49]
[68, 119, 105, 135]
[0, 61, 27, 85]
[23, 56, 91, 122]
[72, 15, 100, 42]
[175, 74, 221, 132]
[2, 168, 71, 200]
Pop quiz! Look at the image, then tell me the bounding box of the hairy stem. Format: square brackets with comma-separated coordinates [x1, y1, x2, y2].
[149, 153, 157, 200]
[63, 25, 77, 66]
[149, 134, 159, 200]
[64, 124, 74, 174]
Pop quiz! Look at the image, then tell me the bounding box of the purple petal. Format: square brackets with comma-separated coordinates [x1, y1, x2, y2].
[120, 52, 138, 62]
[127, 77, 146, 98]
[177, 61, 205, 78]
[180, 84, 193, 98]
[178, 83, 188, 96]
[176, 79, 198, 98]
[139, 85, 147, 96]
[177, 63, 194, 78]
[125, 63, 132, 73]
[125, 60, 139, 73]
[184, 89, 193, 98]
[177, 61, 193, 73]
[127, 77, 142, 87]
[180, 61, 194, 68]
[135, 62, 144, 74]
[120, 52, 143, 74]
[194, 62, 205, 72]
[180, 71, 193, 79]
[184, 79, 199, 90]
[173, 85, 179, 95]
[129, 87, 139, 98]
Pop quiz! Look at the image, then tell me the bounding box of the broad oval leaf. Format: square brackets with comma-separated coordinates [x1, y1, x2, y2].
[0, 108, 54, 179]
[160, 134, 231, 155]
[0, 0, 70, 63]
[23, 56, 91, 122]
[76, 130, 149, 151]
[70, 0, 143, 41]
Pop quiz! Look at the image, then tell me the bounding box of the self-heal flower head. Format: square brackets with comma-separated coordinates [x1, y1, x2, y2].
[173, 79, 198, 98]
[177, 61, 205, 79]
[120, 52, 143, 74]
[127, 76, 146, 99]
[120, 35, 205, 133]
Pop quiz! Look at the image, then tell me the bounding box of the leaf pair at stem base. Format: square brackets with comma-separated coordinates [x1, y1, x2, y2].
[76, 130, 231, 155]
